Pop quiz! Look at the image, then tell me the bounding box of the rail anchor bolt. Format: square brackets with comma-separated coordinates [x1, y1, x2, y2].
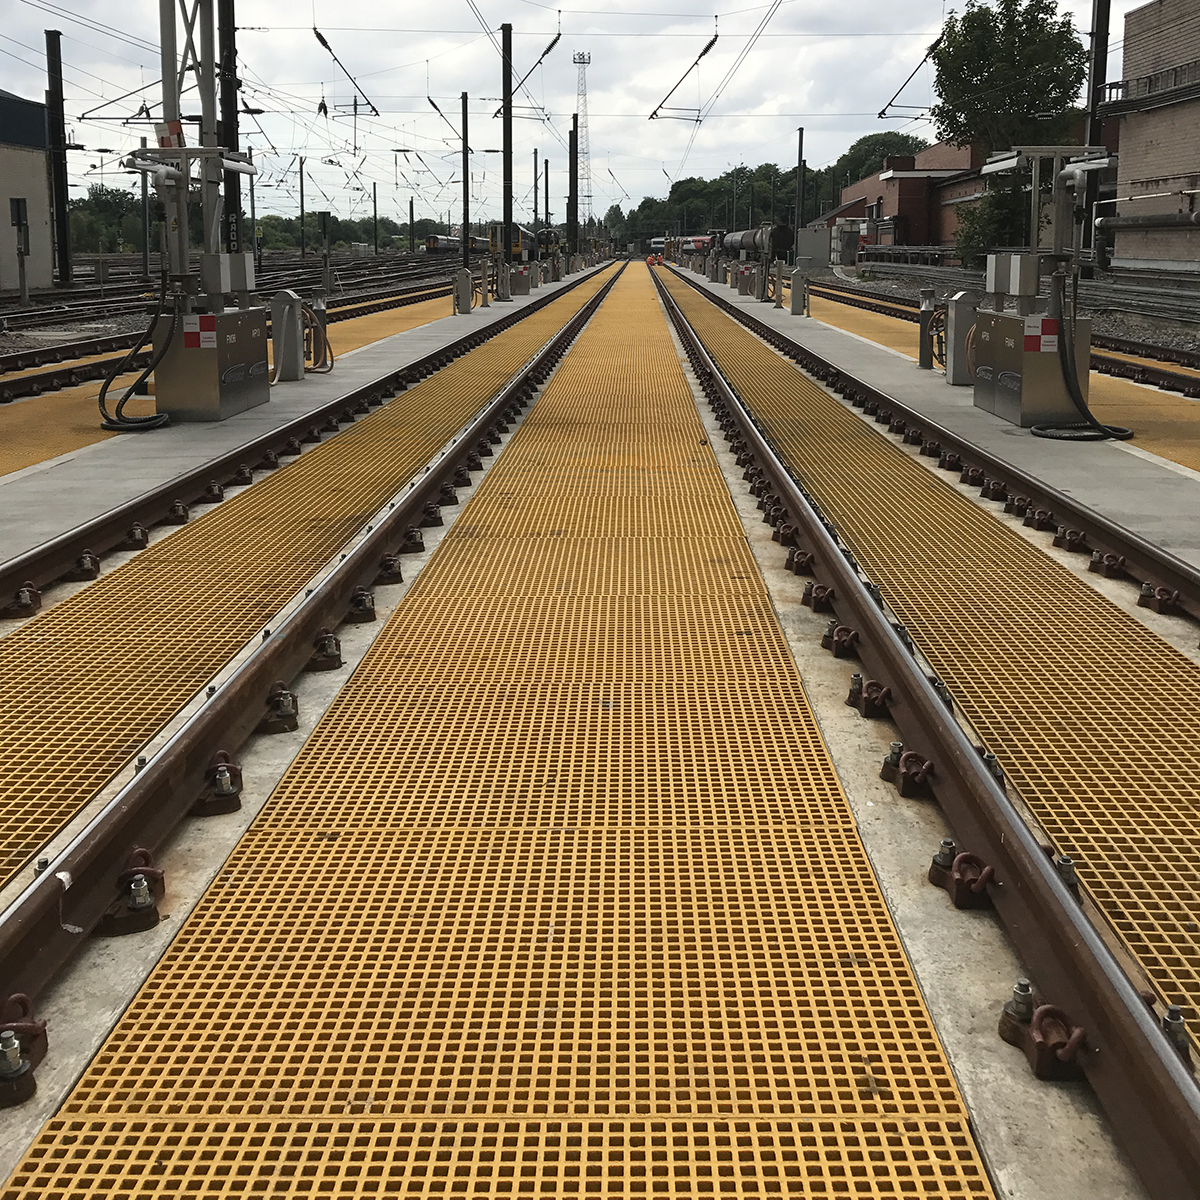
[64, 550, 101, 581]
[1162, 1006, 1192, 1064]
[305, 628, 344, 673]
[257, 682, 300, 735]
[1, 581, 43, 620]
[164, 500, 189, 525]
[375, 555, 404, 585]
[346, 587, 377, 624]
[192, 752, 244, 817]
[399, 527, 425, 555]
[97, 849, 164, 935]
[999, 997, 1087, 1081]
[1055, 855, 1081, 896]
[0, 1029, 34, 1107]
[932, 838, 957, 870]
[1137, 583, 1180, 614]
[883, 749, 935, 798]
[848, 676, 892, 718]
[821, 624, 860, 659]
[929, 850, 993, 908]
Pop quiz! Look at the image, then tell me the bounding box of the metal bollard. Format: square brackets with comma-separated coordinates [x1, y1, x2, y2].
[270, 290, 305, 381]
[918, 286, 936, 370]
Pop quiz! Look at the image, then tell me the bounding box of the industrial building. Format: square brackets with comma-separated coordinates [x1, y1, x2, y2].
[0, 90, 53, 294]
[1099, 0, 1200, 270]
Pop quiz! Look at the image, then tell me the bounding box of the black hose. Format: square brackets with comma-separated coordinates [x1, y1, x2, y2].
[1030, 273, 1133, 441]
[98, 269, 173, 431]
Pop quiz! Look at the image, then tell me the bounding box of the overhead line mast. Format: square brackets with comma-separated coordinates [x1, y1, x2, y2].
[573, 51, 592, 226]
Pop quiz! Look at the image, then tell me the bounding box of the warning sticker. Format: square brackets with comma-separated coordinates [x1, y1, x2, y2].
[183, 314, 218, 350]
[1023, 315, 1058, 353]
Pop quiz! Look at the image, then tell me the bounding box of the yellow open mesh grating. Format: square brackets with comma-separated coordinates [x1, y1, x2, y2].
[659, 267, 1200, 1047]
[0, 269, 615, 888]
[3, 267, 992, 1197]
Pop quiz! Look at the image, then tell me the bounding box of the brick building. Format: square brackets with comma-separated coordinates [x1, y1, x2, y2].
[1099, 0, 1200, 270]
[814, 141, 986, 248]
[0, 89, 54, 293]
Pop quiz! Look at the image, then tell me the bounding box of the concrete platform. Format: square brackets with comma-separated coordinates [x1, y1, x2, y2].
[0, 272, 598, 567]
[685, 270, 1200, 570]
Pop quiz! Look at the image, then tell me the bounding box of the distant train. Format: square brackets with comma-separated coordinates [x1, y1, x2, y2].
[488, 223, 535, 259]
[425, 234, 489, 254]
[722, 225, 794, 258]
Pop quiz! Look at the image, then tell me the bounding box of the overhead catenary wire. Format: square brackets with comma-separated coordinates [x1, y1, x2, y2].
[648, 19, 718, 120]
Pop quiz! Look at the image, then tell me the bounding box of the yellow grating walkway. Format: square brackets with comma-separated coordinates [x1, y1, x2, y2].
[3, 266, 993, 1197]
[660, 268, 1200, 1048]
[0, 269, 615, 887]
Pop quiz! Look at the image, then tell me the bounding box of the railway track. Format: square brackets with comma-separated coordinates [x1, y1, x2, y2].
[805, 280, 1200, 398]
[854, 261, 1200, 326]
[0, 253, 441, 329]
[0, 266, 617, 1006]
[0, 260, 1008, 1199]
[659, 263, 1200, 1198]
[0, 272, 464, 405]
[3, 260, 1198, 1198]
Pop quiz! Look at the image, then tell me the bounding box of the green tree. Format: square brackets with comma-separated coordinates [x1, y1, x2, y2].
[930, 0, 1086, 155]
[832, 133, 930, 189]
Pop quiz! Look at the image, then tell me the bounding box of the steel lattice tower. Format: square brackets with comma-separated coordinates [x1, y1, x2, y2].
[573, 51, 593, 226]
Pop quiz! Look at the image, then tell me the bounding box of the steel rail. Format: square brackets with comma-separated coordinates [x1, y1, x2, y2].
[653, 266, 1200, 1200]
[0, 268, 602, 604]
[0, 262, 624, 1018]
[677, 268, 1200, 623]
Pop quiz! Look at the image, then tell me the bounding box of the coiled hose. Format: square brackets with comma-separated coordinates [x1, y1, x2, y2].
[97, 270, 174, 431]
[1031, 273, 1133, 441]
[303, 304, 334, 374]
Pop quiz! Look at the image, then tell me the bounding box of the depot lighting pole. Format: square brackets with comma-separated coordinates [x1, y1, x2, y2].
[502, 22, 513, 269]
[462, 91, 471, 272]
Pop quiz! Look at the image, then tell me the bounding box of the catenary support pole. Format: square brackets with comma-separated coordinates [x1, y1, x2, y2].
[140, 136, 150, 278]
[793, 127, 803, 265]
[217, 0, 240, 253]
[44, 30, 72, 284]
[249, 146, 258, 269]
[409, 196, 415, 252]
[373, 181, 378, 255]
[299, 158, 306, 257]
[502, 23, 513, 268]
[569, 114, 578, 256]
[533, 148, 539, 255]
[462, 91, 470, 272]
[1083, 0, 1111, 260]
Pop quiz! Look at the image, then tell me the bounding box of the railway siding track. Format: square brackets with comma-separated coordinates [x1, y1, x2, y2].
[743, 280, 1200, 624]
[806, 282, 1200, 398]
[0, 265, 617, 898]
[658, 265, 1200, 1200]
[0, 274, 464, 404]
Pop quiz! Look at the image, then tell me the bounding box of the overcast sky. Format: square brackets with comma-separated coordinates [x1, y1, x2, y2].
[2, 0, 1143, 229]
